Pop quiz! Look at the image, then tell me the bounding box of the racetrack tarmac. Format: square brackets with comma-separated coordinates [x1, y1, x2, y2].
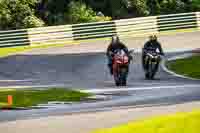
[0, 51, 198, 88]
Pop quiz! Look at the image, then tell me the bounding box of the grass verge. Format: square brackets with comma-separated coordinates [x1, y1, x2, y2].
[0, 44, 66, 58]
[0, 88, 90, 108]
[93, 110, 200, 133]
[167, 55, 200, 79]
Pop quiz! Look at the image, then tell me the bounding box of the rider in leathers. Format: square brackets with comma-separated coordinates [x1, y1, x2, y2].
[106, 36, 130, 75]
[142, 35, 164, 71]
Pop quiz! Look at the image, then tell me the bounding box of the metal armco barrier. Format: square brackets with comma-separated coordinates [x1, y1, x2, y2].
[72, 21, 116, 40]
[157, 12, 197, 31]
[115, 16, 158, 38]
[27, 25, 73, 46]
[0, 12, 199, 47]
[196, 12, 200, 29]
[0, 29, 30, 47]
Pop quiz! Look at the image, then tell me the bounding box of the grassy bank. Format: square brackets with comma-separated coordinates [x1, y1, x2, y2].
[167, 55, 200, 79]
[93, 110, 200, 133]
[0, 88, 90, 108]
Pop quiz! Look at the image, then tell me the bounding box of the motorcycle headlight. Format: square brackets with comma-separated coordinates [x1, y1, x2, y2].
[124, 56, 129, 62]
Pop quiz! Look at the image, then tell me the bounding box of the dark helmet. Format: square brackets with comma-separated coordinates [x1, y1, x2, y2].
[111, 35, 120, 44]
[149, 35, 157, 41]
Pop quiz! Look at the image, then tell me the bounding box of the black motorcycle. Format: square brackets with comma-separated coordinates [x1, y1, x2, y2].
[144, 50, 161, 79]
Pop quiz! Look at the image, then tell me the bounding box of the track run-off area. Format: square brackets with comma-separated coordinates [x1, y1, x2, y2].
[0, 31, 199, 133]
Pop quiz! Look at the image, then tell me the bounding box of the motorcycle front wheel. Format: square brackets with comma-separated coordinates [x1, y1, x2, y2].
[120, 67, 128, 86]
[114, 67, 127, 86]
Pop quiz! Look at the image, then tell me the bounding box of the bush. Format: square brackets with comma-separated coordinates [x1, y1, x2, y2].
[66, 1, 111, 24]
[36, 0, 69, 26]
[160, 0, 186, 14]
[67, 1, 96, 24]
[129, 0, 150, 16]
[23, 15, 45, 28]
[93, 16, 112, 22]
[0, 0, 43, 30]
[190, 0, 200, 11]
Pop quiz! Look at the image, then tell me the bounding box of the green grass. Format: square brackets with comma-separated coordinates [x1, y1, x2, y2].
[0, 44, 66, 58]
[0, 88, 90, 108]
[0, 102, 7, 107]
[93, 110, 200, 133]
[167, 55, 200, 79]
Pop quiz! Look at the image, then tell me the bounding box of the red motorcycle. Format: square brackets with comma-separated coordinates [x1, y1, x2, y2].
[111, 49, 133, 86]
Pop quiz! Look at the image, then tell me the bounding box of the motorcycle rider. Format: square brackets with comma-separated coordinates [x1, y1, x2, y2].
[142, 35, 164, 71]
[106, 35, 130, 75]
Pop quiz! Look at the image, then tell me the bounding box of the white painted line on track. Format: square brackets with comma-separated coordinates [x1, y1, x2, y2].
[0, 79, 37, 82]
[81, 84, 200, 94]
[0, 84, 199, 93]
[167, 53, 193, 60]
[0, 84, 67, 89]
[103, 81, 179, 85]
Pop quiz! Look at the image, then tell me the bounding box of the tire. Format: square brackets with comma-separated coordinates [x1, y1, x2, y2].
[121, 67, 128, 86]
[150, 62, 158, 79]
[115, 80, 120, 86]
[145, 72, 150, 79]
[148, 61, 156, 80]
[122, 79, 127, 86]
[149, 71, 155, 79]
[115, 77, 124, 86]
[145, 62, 151, 79]
[114, 66, 128, 86]
[121, 73, 127, 86]
[114, 71, 127, 86]
[114, 74, 120, 86]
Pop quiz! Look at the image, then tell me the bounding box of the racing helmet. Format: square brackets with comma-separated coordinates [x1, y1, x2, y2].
[111, 35, 120, 44]
[149, 35, 157, 41]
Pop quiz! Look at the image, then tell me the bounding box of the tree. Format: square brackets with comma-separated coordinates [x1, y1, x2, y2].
[128, 0, 149, 16]
[190, 0, 200, 11]
[0, 0, 44, 30]
[66, 1, 111, 24]
[108, 0, 129, 19]
[159, 0, 186, 14]
[23, 15, 45, 28]
[36, 0, 69, 25]
[147, 0, 161, 15]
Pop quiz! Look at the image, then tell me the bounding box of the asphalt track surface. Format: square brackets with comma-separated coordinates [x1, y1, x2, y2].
[0, 34, 199, 122]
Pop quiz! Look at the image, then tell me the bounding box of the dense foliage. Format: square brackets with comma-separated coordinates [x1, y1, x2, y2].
[0, 0, 44, 30]
[0, 0, 199, 29]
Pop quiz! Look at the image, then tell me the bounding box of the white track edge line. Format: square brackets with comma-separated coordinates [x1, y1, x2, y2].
[81, 84, 200, 93]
